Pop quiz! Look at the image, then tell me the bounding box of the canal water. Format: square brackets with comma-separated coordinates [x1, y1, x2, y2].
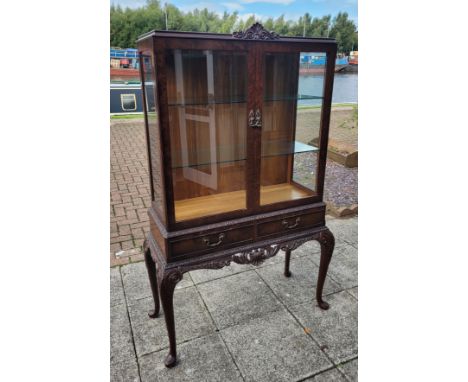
[298, 72, 358, 106]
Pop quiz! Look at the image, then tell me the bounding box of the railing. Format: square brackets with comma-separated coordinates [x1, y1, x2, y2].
[110, 48, 138, 59]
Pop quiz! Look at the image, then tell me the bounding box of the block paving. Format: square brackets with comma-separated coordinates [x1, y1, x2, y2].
[111, 120, 152, 266]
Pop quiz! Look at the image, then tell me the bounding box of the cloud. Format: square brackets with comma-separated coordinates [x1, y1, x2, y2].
[177, 2, 225, 13]
[238, 12, 269, 21]
[221, 2, 245, 11]
[239, 0, 295, 4]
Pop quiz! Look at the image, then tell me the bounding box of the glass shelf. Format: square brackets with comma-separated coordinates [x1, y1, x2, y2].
[168, 94, 321, 106]
[168, 99, 246, 107]
[172, 157, 246, 170]
[171, 141, 246, 169]
[171, 141, 317, 169]
[264, 94, 323, 102]
[262, 141, 318, 158]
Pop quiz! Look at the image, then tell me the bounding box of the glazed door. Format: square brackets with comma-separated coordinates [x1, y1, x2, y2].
[256, 44, 331, 210]
[163, 44, 255, 223]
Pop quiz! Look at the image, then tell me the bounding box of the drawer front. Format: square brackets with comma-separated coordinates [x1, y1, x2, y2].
[257, 211, 323, 238]
[170, 225, 254, 258]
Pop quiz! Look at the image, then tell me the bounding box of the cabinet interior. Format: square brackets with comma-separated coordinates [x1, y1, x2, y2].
[159, 48, 322, 222]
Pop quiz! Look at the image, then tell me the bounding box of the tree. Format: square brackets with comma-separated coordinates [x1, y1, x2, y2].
[329, 12, 357, 54]
[110, 3, 358, 53]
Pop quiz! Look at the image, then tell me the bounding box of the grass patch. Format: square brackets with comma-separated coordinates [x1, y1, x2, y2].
[110, 113, 144, 120]
[298, 102, 357, 110]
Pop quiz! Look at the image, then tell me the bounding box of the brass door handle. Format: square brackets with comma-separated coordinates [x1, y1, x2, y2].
[203, 233, 225, 247]
[282, 217, 301, 229]
[248, 108, 262, 128]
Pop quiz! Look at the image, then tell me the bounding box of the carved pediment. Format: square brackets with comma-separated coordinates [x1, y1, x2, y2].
[233, 22, 280, 40]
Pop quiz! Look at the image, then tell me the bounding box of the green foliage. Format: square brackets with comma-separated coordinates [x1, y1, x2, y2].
[110, 113, 144, 119]
[110, 2, 358, 54]
[329, 12, 357, 53]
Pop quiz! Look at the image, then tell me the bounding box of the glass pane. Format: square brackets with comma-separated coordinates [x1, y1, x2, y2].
[165, 49, 248, 221]
[141, 53, 166, 223]
[260, 52, 325, 206]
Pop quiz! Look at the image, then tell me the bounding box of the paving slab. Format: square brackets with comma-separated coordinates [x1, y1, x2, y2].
[339, 358, 358, 381]
[251, 241, 322, 271]
[122, 262, 193, 305]
[290, 291, 358, 364]
[128, 287, 215, 356]
[111, 267, 125, 307]
[110, 211, 358, 380]
[256, 255, 343, 308]
[221, 308, 332, 382]
[111, 357, 140, 382]
[326, 216, 358, 246]
[138, 333, 243, 382]
[310, 244, 358, 289]
[303, 367, 348, 381]
[189, 262, 252, 284]
[111, 303, 136, 365]
[197, 270, 283, 329]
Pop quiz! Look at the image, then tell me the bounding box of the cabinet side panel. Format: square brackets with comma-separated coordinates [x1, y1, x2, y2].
[140, 50, 167, 224]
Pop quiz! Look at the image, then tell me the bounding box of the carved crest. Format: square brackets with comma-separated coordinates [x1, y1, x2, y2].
[233, 22, 280, 40]
[232, 246, 280, 266]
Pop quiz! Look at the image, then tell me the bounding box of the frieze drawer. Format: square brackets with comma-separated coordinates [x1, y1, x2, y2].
[257, 211, 324, 238]
[170, 225, 255, 258]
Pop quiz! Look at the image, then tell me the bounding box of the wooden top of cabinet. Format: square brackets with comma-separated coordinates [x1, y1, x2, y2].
[138, 22, 337, 45]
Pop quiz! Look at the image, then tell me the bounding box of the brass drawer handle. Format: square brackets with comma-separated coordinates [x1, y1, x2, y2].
[203, 233, 225, 247]
[282, 217, 301, 229]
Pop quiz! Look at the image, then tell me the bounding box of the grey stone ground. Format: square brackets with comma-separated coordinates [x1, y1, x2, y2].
[111, 216, 358, 381]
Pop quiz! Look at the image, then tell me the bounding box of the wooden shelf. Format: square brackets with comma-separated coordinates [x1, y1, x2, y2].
[174, 183, 313, 221]
[260, 183, 312, 205]
[175, 189, 247, 221]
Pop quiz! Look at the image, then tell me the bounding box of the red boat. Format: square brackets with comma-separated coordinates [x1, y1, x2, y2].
[349, 51, 358, 66]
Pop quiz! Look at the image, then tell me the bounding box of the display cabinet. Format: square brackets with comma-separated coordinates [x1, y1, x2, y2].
[138, 23, 337, 367]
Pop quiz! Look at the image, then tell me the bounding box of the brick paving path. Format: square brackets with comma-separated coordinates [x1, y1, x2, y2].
[110, 120, 151, 266]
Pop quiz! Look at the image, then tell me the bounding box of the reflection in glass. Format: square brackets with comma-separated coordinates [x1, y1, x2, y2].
[141, 53, 166, 223]
[260, 52, 325, 206]
[165, 49, 248, 221]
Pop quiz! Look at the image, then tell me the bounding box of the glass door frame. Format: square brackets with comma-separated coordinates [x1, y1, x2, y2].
[252, 41, 337, 215]
[153, 38, 258, 230]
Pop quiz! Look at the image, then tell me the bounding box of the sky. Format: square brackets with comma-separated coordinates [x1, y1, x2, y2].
[111, 0, 358, 25]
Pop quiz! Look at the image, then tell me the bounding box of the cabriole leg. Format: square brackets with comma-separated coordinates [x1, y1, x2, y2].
[160, 270, 183, 368]
[284, 249, 292, 277]
[144, 245, 160, 318]
[315, 228, 335, 310]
